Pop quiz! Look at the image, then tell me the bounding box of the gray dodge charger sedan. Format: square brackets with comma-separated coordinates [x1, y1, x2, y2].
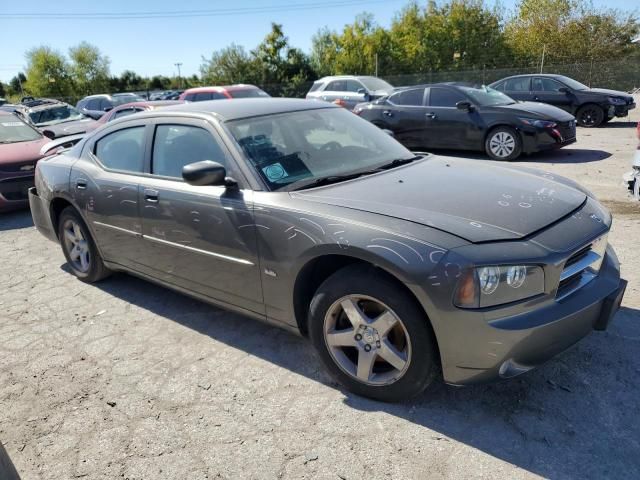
[29, 98, 626, 402]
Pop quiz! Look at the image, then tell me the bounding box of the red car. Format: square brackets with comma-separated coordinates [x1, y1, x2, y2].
[88, 100, 184, 131]
[0, 112, 53, 211]
[179, 84, 269, 102]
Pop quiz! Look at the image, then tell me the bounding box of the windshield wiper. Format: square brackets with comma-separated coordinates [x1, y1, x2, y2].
[290, 171, 376, 191]
[375, 155, 422, 170]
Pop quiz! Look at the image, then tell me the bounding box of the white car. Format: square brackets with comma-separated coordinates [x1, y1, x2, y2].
[623, 121, 640, 200]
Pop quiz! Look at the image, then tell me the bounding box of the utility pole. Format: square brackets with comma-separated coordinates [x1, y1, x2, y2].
[540, 45, 546, 74]
[174, 62, 183, 88]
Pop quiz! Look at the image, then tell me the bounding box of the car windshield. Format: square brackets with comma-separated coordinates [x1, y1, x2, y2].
[0, 115, 42, 143]
[359, 77, 393, 92]
[556, 76, 589, 91]
[227, 107, 415, 191]
[459, 86, 516, 106]
[228, 88, 270, 99]
[29, 105, 84, 126]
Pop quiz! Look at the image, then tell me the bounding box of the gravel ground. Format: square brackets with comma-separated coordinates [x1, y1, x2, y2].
[1, 106, 639, 480]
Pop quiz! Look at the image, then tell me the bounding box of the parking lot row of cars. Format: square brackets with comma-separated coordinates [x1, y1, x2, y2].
[0, 73, 636, 211]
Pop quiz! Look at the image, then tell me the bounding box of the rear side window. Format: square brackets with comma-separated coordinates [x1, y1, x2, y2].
[94, 127, 146, 173]
[390, 88, 425, 106]
[152, 125, 228, 179]
[326, 80, 347, 92]
[112, 108, 138, 120]
[492, 82, 505, 91]
[504, 77, 531, 92]
[228, 88, 268, 99]
[86, 98, 101, 110]
[184, 93, 196, 101]
[429, 88, 467, 107]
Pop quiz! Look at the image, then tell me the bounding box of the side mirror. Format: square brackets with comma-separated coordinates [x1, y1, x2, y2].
[456, 101, 474, 112]
[42, 130, 55, 140]
[558, 87, 569, 93]
[182, 160, 236, 187]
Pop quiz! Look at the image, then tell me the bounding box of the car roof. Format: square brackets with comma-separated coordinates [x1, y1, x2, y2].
[27, 101, 71, 112]
[496, 74, 563, 80]
[159, 97, 337, 121]
[114, 100, 183, 109]
[183, 84, 261, 94]
[316, 75, 379, 82]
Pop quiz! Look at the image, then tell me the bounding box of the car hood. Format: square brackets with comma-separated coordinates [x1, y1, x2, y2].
[42, 118, 96, 138]
[487, 101, 575, 121]
[291, 156, 587, 243]
[0, 138, 47, 164]
[587, 88, 634, 101]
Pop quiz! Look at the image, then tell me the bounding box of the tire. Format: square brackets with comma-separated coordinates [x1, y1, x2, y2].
[308, 264, 439, 402]
[485, 126, 522, 161]
[58, 206, 111, 283]
[576, 104, 605, 128]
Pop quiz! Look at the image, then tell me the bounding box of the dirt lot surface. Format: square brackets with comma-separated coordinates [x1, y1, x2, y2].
[1, 104, 639, 480]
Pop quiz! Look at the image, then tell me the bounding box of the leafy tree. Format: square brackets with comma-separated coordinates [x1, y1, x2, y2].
[68, 42, 110, 95]
[505, 0, 639, 65]
[24, 46, 73, 98]
[0, 82, 5, 98]
[200, 44, 259, 86]
[9, 73, 27, 95]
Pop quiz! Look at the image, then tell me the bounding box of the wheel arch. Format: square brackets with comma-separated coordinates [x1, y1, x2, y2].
[292, 252, 442, 365]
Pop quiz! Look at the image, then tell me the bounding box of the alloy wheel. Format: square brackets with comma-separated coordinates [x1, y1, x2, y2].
[62, 219, 91, 273]
[323, 295, 412, 386]
[489, 131, 515, 158]
[579, 107, 601, 127]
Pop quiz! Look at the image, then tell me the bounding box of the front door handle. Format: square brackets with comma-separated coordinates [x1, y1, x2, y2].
[425, 112, 437, 119]
[533, 96, 540, 101]
[144, 188, 159, 203]
[383, 110, 393, 117]
[75, 179, 87, 190]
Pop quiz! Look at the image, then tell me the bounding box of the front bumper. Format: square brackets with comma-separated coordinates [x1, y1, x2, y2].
[439, 248, 624, 385]
[521, 126, 576, 154]
[610, 103, 636, 118]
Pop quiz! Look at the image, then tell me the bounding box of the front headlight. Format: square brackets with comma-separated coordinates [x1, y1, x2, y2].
[608, 97, 626, 105]
[519, 117, 557, 128]
[454, 265, 545, 308]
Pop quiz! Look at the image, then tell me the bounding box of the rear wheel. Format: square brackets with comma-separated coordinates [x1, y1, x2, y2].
[485, 127, 522, 161]
[576, 104, 605, 127]
[309, 264, 438, 402]
[58, 207, 111, 283]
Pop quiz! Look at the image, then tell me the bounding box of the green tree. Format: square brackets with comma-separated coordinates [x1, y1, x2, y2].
[68, 42, 110, 96]
[9, 73, 27, 95]
[24, 46, 73, 98]
[505, 0, 639, 65]
[200, 44, 259, 85]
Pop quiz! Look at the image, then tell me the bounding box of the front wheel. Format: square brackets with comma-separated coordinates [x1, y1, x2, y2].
[309, 264, 439, 402]
[58, 207, 111, 283]
[485, 127, 522, 161]
[576, 104, 605, 127]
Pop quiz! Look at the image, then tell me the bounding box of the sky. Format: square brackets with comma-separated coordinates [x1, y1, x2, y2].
[0, 0, 636, 83]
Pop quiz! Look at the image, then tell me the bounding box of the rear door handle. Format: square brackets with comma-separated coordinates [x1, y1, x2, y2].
[383, 110, 393, 117]
[75, 179, 87, 190]
[144, 188, 159, 203]
[425, 112, 437, 119]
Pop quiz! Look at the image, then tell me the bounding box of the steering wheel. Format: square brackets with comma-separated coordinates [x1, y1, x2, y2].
[320, 141, 341, 152]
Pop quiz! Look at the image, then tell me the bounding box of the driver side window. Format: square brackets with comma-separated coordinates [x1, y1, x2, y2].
[151, 125, 229, 179]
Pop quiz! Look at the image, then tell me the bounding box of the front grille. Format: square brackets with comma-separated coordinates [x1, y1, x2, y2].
[556, 120, 576, 141]
[0, 176, 34, 201]
[556, 234, 608, 301]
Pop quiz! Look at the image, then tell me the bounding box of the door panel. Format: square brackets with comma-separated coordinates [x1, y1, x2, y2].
[502, 77, 532, 102]
[138, 181, 264, 313]
[531, 77, 573, 112]
[424, 88, 482, 150]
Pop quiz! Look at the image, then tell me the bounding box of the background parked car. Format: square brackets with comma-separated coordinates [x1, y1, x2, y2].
[87, 100, 184, 131]
[354, 83, 576, 161]
[0, 112, 69, 211]
[490, 74, 636, 127]
[23, 100, 97, 138]
[306, 75, 395, 110]
[179, 85, 269, 102]
[76, 93, 145, 119]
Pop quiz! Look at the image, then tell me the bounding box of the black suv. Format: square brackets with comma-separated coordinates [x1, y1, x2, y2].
[489, 74, 635, 127]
